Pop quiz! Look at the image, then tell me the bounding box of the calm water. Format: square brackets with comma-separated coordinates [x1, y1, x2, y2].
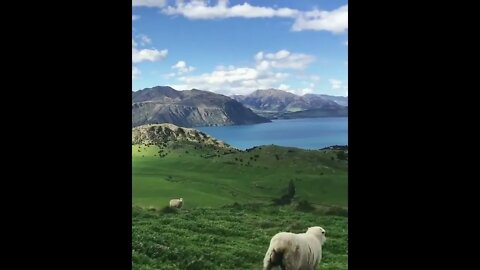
[198, 117, 348, 150]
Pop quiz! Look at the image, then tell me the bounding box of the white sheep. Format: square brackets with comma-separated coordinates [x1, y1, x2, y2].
[263, 226, 326, 270]
[169, 198, 183, 209]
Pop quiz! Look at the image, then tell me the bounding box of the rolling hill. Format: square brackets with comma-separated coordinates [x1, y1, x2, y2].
[132, 123, 231, 149]
[132, 124, 348, 270]
[132, 123, 347, 208]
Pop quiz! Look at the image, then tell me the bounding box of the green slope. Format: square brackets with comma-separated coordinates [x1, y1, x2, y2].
[132, 205, 348, 270]
[132, 142, 347, 208]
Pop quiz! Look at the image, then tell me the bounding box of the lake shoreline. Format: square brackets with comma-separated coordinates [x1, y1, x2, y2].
[198, 117, 348, 150]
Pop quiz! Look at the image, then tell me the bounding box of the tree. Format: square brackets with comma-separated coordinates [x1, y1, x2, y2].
[273, 180, 296, 206]
[287, 179, 296, 198]
[336, 151, 347, 160]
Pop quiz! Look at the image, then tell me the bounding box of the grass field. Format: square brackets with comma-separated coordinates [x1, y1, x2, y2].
[133, 205, 347, 270]
[132, 142, 347, 208]
[132, 140, 348, 270]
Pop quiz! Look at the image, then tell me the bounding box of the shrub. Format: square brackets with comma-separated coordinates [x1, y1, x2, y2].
[325, 206, 348, 217]
[160, 206, 178, 214]
[296, 200, 315, 212]
[273, 180, 296, 206]
[336, 151, 347, 160]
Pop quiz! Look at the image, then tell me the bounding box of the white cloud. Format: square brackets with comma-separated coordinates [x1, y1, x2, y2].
[162, 0, 298, 19]
[329, 79, 343, 89]
[281, 81, 316, 96]
[138, 34, 152, 45]
[255, 49, 315, 70]
[182, 67, 257, 85]
[172, 60, 196, 73]
[345, 41, 348, 46]
[164, 72, 177, 78]
[132, 36, 168, 63]
[296, 74, 321, 84]
[132, 15, 140, 21]
[132, 66, 141, 80]
[278, 84, 314, 95]
[310, 75, 321, 82]
[292, 5, 348, 33]
[132, 36, 168, 80]
[178, 65, 290, 95]
[159, 1, 347, 34]
[296, 88, 315, 95]
[133, 0, 166, 8]
[169, 84, 189, 90]
[132, 48, 168, 63]
[173, 49, 313, 95]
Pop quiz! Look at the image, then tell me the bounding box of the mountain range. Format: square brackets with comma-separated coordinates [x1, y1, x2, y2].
[231, 89, 348, 119]
[132, 86, 270, 128]
[132, 86, 347, 127]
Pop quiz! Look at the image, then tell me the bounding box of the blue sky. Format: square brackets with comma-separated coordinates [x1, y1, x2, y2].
[132, 0, 348, 96]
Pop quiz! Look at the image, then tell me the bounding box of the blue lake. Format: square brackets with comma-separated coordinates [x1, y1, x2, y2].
[198, 117, 348, 150]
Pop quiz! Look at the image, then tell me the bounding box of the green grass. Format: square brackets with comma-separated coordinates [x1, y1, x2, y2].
[132, 141, 348, 269]
[132, 205, 348, 270]
[132, 142, 347, 208]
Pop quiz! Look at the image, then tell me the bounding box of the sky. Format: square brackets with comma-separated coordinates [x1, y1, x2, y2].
[132, 0, 348, 97]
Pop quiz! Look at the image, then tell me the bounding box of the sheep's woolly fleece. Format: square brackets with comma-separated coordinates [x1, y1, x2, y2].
[169, 198, 183, 208]
[263, 226, 326, 270]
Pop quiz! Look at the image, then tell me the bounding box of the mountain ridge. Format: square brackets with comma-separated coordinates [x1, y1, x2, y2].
[132, 86, 270, 128]
[231, 89, 348, 119]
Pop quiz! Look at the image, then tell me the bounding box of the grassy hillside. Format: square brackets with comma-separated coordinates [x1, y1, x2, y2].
[132, 142, 347, 208]
[132, 124, 348, 270]
[132, 205, 347, 270]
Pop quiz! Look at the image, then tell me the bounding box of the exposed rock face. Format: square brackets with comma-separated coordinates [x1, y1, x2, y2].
[132, 86, 270, 127]
[232, 89, 347, 118]
[132, 123, 232, 149]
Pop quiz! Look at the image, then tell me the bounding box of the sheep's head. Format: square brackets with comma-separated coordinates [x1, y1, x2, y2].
[179, 198, 183, 201]
[306, 226, 326, 245]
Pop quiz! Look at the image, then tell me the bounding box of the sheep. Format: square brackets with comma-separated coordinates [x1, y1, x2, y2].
[169, 198, 183, 209]
[263, 226, 326, 270]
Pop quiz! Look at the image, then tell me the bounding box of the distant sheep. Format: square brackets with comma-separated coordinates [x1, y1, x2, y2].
[169, 198, 183, 209]
[263, 226, 326, 270]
